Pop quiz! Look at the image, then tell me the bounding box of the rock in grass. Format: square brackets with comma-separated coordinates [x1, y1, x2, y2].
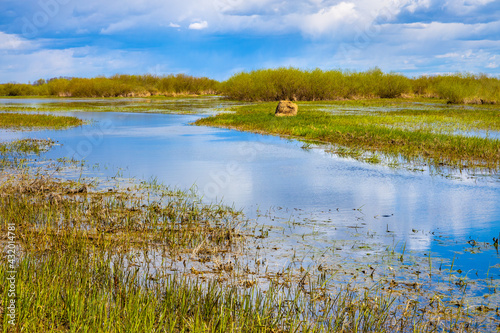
[275, 100, 298, 117]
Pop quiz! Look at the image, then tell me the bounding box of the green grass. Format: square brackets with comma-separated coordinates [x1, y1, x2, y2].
[195, 101, 500, 171]
[0, 112, 83, 129]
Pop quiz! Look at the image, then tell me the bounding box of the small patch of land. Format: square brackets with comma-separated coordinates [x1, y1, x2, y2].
[0, 112, 83, 129]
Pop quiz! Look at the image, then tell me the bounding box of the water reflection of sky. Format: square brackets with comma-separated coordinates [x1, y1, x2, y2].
[1, 103, 499, 280]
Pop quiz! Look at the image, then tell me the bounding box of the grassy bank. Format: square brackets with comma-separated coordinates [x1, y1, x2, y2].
[0, 112, 83, 129]
[221, 68, 500, 104]
[196, 101, 500, 171]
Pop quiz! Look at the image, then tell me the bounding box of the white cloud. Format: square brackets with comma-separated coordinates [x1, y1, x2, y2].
[0, 32, 33, 51]
[100, 19, 139, 34]
[442, 0, 497, 14]
[2, 0, 499, 82]
[300, 2, 358, 37]
[189, 21, 208, 30]
[0, 46, 147, 82]
[404, 0, 431, 13]
[436, 52, 461, 59]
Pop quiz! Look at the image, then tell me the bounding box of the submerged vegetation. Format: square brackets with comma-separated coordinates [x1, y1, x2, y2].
[1, 68, 500, 104]
[0, 138, 55, 156]
[196, 101, 500, 171]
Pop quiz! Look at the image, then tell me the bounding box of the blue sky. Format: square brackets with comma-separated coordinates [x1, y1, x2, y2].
[0, 0, 499, 83]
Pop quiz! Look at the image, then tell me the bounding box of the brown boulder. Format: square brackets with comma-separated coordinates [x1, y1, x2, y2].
[275, 100, 298, 117]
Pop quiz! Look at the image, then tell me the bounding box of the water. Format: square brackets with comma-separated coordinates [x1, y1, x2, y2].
[1, 98, 499, 282]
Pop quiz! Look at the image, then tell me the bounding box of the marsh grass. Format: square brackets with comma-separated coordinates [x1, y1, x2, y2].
[0, 112, 83, 129]
[0, 139, 55, 155]
[196, 102, 500, 171]
[0, 159, 498, 331]
[0, 96, 241, 116]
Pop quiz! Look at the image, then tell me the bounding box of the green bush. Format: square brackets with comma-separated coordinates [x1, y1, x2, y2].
[1, 70, 498, 104]
[0, 74, 220, 98]
[221, 68, 414, 101]
[220, 68, 499, 103]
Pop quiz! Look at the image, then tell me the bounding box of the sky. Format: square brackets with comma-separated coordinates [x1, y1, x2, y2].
[0, 0, 499, 83]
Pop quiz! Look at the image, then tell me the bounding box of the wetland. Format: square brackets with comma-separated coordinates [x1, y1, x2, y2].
[0, 96, 499, 332]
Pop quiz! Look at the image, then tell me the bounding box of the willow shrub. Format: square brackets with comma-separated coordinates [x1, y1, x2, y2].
[1, 70, 499, 103]
[222, 68, 414, 101]
[0, 74, 220, 97]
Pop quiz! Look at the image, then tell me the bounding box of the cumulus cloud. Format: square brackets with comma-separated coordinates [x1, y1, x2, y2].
[188, 21, 208, 30]
[0, 45, 148, 82]
[1, 0, 499, 82]
[404, 0, 431, 13]
[442, 0, 497, 14]
[0, 32, 32, 51]
[300, 2, 358, 37]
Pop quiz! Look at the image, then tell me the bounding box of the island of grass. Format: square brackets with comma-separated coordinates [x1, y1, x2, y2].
[0, 112, 83, 129]
[196, 99, 500, 171]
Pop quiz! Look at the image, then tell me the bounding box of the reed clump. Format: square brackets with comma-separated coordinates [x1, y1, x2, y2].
[0, 138, 54, 155]
[0, 174, 243, 257]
